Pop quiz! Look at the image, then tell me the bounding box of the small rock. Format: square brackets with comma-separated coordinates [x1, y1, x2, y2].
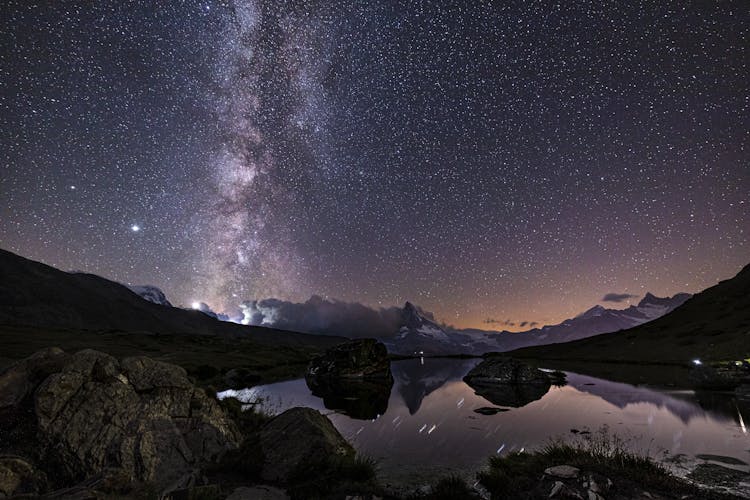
[587, 491, 604, 500]
[545, 465, 580, 479]
[549, 480, 583, 499]
[165, 484, 221, 500]
[549, 481, 564, 497]
[225, 485, 289, 500]
[0, 457, 46, 497]
[417, 484, 433, 495]
[587, 474, 607, 494]
[473, 407, 509, 415]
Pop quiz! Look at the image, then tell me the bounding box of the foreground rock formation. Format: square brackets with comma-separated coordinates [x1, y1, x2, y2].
[0, 347, 383, 498]
[0, 348, 242, 496]
[463, 357, 552, 407]
[259, 407, 355, 483]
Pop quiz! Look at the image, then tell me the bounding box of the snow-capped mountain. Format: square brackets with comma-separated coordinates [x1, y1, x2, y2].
[383, 292, 691, 355]
[126, 285, 173, 307]
[382, 302, 455, 355]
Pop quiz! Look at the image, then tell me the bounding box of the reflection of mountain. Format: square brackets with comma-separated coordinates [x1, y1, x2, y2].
[391, 358, 479, 414]
[565, 372, 736, 424]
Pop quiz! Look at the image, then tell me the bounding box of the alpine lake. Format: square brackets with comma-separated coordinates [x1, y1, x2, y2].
[218, 358, 750, 495]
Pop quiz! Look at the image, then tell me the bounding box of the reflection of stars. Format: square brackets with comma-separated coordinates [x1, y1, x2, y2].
[130, 224, 140, 232]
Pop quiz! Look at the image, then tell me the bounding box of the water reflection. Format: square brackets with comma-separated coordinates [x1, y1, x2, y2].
[467, 380, 551, 408]
[392, 357, 479, 414]
[305, 376, 392, 420]
[218, 358, 750, 489]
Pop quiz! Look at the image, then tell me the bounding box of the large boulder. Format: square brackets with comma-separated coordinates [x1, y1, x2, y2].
[306, 339, 391, 380]
[463, 357, 551, 408]
[259, 407, 354, 483]
[0, 348, 241, 493]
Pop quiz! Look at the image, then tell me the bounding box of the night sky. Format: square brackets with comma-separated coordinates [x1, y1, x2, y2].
[1, 1, 748, 330]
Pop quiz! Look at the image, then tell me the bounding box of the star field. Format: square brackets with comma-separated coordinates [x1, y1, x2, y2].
[1, 1, 748, 329]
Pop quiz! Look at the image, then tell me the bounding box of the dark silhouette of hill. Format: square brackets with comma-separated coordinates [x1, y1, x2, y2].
[0, 248, 344, 349]
[510, 263, 750, 363]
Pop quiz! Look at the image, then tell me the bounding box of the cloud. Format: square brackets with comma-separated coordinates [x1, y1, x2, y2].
[481, 318, 541, 331]
[483, 318, 516, 327]
[601, 293, 639, 303]
[191, 301, 232, 322]
[240, 296, 406, 338]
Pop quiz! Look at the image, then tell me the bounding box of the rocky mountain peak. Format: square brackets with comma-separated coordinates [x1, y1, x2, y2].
[577, 304, 606, 319]
[402, 301, 425, 328]
[638, 292, 659, 306]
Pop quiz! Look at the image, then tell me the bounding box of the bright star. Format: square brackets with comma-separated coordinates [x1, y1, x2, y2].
[131, 224, 140, 232]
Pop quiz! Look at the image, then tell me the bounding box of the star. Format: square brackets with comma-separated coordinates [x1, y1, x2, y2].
[131, 225, 140, 233]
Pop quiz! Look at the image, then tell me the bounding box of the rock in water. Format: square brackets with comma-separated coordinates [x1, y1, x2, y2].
[259, 407, 355, 482]
[305, 339, 394, 419]
[463, 357, 551, 408]
[473, 407, 509, 415]
[306, 339, 392, 380]
[0, 348, 240, 492]
[463, 356, 550, 385]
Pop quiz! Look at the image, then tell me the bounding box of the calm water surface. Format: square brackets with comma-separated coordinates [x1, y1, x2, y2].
[219, 358, 750, 490]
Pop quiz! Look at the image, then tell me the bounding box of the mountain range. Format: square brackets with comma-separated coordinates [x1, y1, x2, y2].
[510, 262, 750, 363]
[0, 248, 342, 349]
[4, 248, 745, 363]
[383, 293, 691, 355]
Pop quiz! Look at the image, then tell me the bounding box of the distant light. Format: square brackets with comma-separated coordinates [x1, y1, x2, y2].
[692, 359, 702, 366]
[191, 302, 201, 310]
[131, 224, 140, 232]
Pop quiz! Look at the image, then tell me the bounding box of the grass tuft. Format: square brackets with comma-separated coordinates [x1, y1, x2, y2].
[477, 425, 706, 499]
[428, 474, 478, 499]
[286, 454, 380, 500]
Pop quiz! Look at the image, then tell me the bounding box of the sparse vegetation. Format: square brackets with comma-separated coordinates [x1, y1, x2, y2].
[477, 426, 737, 499]
[0, 325, 325, 388]
[426, 475, 478, 499]
[286, 454, 381, 500]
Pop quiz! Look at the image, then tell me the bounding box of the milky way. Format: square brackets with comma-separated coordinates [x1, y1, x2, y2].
[1, 1, 748, 328]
